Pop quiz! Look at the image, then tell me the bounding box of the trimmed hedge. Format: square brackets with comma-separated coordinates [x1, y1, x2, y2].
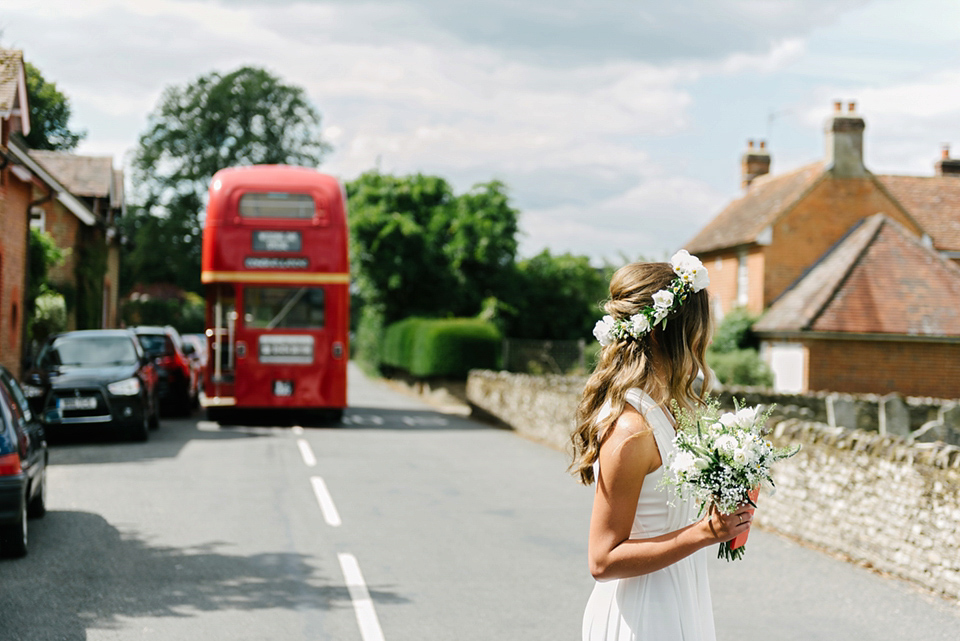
[381, 317, 501, 379]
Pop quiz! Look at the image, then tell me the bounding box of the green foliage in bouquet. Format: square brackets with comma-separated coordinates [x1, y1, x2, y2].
[660, 397, 800, 561]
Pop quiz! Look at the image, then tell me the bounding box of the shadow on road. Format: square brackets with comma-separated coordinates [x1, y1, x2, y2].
[47, 411, 273, 467]
[0, 510, 409, 640]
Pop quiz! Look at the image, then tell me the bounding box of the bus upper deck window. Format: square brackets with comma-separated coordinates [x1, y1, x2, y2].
[239, 192, 315, 219]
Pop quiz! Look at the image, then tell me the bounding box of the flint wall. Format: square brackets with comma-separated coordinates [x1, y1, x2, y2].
[465, 370, 960, 599]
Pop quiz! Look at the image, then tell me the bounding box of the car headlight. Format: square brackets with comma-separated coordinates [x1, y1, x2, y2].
[107, 377, 141, 396]
[21, 384, 45, 398]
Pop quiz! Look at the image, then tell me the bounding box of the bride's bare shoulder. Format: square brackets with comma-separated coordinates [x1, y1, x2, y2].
[599, 404, 659, 473]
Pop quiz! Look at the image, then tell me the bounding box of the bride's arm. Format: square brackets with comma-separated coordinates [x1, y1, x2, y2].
[587, 409, 750, 581]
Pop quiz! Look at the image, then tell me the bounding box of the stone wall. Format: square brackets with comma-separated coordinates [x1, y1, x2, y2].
[466, 370, 960, 600]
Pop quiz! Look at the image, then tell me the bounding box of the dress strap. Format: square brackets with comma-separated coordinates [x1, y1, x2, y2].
[624, 389, 676, 456]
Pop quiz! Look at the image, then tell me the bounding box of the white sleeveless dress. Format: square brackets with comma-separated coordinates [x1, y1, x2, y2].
[582, 389, 716, 641]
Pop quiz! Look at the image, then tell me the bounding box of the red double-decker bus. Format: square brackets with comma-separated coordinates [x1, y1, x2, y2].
[200, 165, 349, 424]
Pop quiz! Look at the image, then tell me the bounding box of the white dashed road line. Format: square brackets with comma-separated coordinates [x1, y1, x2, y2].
[310, 476, 342, 527]
[297, 439, 317, 467]
[338, 553, 386, 641]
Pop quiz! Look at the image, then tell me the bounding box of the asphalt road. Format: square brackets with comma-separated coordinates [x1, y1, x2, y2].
[0, 362, 958, 640]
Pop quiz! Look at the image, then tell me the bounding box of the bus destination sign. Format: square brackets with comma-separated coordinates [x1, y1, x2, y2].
[259, 335, 315, 365]
[253, 230, 302, 252]
[244, 256, 309, 269]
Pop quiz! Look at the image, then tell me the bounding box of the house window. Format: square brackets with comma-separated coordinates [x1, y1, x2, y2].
[736, 249, 749, 306]
[30, 207, 46, 232]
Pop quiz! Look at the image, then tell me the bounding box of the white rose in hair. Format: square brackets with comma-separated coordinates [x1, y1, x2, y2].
[671, 249, 710, 292]
[592, 315, 616, 346]
[652, 289, 674, 309]
[627, 313, 650, 336]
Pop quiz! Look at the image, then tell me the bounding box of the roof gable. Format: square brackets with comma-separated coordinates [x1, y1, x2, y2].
[877, 175, 960, 253]
[0, 49, 29, 133]
[687, 162, 824, 254]
[29, 150, 115, 198]
[755, 214, 960, 337]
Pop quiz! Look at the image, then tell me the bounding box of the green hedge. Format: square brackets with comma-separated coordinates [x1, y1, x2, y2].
[381, 317, 426, 369]
[382, 317, 501, 379]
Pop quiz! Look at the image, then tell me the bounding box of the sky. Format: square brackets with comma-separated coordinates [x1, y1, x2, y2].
[3, 0, 960, 264]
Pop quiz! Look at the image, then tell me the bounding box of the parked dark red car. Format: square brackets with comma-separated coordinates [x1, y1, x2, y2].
[131, 326, 200, 416]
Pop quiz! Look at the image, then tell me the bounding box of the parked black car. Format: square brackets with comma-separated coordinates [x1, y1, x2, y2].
[130, 326, 201, 416]
[0, 365, 48, 558]
[21, 330, 160, 441]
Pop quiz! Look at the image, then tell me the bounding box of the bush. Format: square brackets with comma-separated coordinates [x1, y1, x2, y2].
[381, 317, 425, 369]
[711, 307, 760, 352]
[353, 304, 385, 374]
[708, 348, 773, 387]
[382, 317, 501, 379]
[31, 290, 67, 344]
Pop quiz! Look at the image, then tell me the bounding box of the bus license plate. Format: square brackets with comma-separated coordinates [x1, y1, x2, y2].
[273, 380, 294, 397]
[58, 397, 97, 410]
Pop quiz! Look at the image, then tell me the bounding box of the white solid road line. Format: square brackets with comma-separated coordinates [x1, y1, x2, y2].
[338, 553, 386, 641]
[297, 439, 317, 467]
[310, 476, 342, 526]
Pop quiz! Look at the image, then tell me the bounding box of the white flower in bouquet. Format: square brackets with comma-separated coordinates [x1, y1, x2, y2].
[659, 397, 800, 561]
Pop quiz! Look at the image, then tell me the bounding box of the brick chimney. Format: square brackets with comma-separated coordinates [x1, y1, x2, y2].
[825, 100, 866, 176]
[741, 139, 771, 189]
[935, 144, 960, 176]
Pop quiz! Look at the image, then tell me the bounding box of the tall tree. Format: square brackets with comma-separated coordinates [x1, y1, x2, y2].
[125, 66, 331, 294]
[347, 171, 520, 325]
[22, 62, 86, 151]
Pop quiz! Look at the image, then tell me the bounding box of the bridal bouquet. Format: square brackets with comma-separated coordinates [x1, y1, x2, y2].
[660, 398, 799, 561]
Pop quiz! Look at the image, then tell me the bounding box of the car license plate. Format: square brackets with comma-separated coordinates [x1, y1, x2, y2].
[58, 396, 97, 410]
[273, 380, 294, 397]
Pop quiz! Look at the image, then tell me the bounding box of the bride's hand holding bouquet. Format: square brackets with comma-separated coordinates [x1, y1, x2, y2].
[660, 399, 800, 561]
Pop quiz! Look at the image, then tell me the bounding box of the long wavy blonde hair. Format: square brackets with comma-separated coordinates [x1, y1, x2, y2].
[570, 261, 712, 485]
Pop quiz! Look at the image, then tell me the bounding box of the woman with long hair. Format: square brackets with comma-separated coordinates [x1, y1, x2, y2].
[572, 252, 750, 641]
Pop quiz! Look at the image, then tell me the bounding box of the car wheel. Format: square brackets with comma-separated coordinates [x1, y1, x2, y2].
[131, 411, 149, 442]
[27, 468, 47, 518]
[0, 494, 28, 558]
[149, 397, 161, 430]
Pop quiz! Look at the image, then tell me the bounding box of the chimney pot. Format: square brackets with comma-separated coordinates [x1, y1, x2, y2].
[935, 144, 960, 176]
[741, 139, 771, 189]
[848, 101, 856, 113]
[834, 100, 843, 112]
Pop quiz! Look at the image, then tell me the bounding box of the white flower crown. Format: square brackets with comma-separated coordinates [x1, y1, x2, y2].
[592, 250, 710, 347]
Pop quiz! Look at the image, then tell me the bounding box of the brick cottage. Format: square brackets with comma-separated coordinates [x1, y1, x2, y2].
[687, 101, 960, 399]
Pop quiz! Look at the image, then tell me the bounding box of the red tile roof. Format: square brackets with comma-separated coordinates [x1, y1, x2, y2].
[755, 214, 960, 337]
[686, 162, 824, 254]
[877, 175, 960, 253]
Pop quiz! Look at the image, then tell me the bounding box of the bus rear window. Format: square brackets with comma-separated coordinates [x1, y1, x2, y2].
[239, 192, 314, 219]
[244, 287, 325, 329]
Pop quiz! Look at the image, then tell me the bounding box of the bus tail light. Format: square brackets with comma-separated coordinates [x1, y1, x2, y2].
[0, 452, 22, 476]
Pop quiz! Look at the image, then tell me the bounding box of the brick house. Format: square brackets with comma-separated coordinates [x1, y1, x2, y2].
[687, 101, 960, 397]
[1, 48, 122, 377]
[752, 214, 960, 398]
[0, 49, 34, 377]
[26, 150, 124, 330]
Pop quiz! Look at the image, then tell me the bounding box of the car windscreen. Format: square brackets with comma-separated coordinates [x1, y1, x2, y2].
[41, 336, 139, 368]
[137, 334, 174, 358]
